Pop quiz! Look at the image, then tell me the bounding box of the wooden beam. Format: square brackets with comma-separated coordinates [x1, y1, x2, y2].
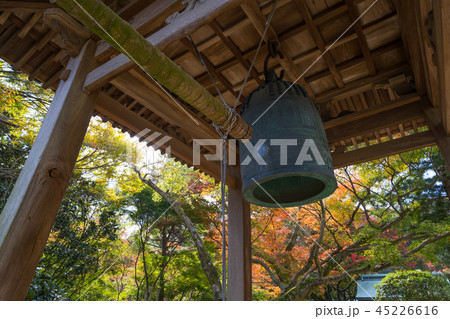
[345, 0, 377, 76]
[240, 0, 315, 98]
[94, 92, 237, 188]
[413, 0, 440, 107]
[196, 14, 397, 92]
[394, 0, 427, 96]
[432, 0, 450, 135]
[13, 30, 56, 70]
[0, 1, 56, 11]
[0, 40, 97, 300]
[111, 71, 219, 142]
[17, 12, 42, 39]
[95, 0, 184, 61]
[323, 93, 421, 129]
[326, 99, 425, 144]
[422, 99, 450, 171]
[209, 19, 263, 86]
[84, 0, 240, 91]
[179, 37, 243, 102]
[293, 0, 345, 88]
[315, 64, 411, 104]
[55, 0, 251, 140]
[227, 168, 252, 301]
[332, 131, 436, 168]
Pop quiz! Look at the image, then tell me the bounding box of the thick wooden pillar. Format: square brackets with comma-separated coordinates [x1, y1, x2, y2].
[433, 0, 450, 135]
[0, 40, 97, 300]
[227, 169, 252, 301]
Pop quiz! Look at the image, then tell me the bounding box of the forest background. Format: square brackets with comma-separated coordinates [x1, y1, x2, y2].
[1, 59, 449, 301]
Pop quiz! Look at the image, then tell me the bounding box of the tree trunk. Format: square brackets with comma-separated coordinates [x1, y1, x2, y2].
[137, 172, 222, 300]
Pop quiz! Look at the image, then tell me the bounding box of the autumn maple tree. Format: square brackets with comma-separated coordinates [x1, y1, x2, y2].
[251, 147, 450, 300]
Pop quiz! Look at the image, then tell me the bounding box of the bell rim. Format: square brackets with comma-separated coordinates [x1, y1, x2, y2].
[242, 170, 337, 208]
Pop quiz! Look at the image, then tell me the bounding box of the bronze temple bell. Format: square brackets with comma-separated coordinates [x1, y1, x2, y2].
[239, 50, 337, 208]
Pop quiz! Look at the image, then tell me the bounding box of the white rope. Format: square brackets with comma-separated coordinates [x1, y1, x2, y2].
[190, 0, 280, 301]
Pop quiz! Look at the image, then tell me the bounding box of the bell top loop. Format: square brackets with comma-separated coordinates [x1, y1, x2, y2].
[264, 40, 285, 81]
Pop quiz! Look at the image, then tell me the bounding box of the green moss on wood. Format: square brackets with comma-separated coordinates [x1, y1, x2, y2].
[54, 0, 251, 139]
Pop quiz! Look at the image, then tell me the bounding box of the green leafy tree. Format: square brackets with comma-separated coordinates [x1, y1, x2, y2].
[251, 147, 450, 300]
[375, 270, 450, 300]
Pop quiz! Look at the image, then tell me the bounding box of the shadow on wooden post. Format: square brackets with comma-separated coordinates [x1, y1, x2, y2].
[0, 40, 97, 300]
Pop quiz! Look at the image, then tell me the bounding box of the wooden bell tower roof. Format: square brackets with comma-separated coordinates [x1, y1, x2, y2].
[1, 0, 448, 186]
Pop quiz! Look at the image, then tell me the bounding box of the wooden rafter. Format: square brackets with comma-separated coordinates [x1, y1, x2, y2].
[240, 0, 315, 98]
[332, 131, 436, 168]
[194, 12, 398, 96]
[95, 92, 237, 188]
[324, 93, 421, 129]
[345, 0, 377, 76]
[179, 37, 243, 102]
[84, 0, 241, 91]
[56, 0, 251, 139]
[326, 98, 424, 144]
[95, 0, 184, 61]
[0, 1, 55, 11]
[293, 0, 344, 88]
[394, 0, 427, 96]
[316, 64, 410, 104]
[208, 19, 263, 86]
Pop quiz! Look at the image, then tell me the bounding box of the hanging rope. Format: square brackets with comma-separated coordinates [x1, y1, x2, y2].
[189, 0, 279, 300]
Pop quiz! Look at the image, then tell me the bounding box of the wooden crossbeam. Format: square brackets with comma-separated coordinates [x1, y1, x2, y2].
[174, 0, 345, 66]
[95, 0, 184, 61]
[394, 0, 427, 96]
[293, 0, 345, 88]
[315, 64, 411, 104]
[0, 1, 56, 11]
[332, 131, 436, 168]
[304, 40, 401, 85]
[95, 92, 237, 188]
[111, 70, 220, 143]
[324, 93, 421, 129]
[240, 0, 315, 98]
[326, 98, 425, 144]
[84, 0, 240, 92]
[58, 0, 251, 139]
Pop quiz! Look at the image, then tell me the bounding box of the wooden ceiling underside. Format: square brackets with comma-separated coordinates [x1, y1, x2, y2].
[0, 0, 445, 186]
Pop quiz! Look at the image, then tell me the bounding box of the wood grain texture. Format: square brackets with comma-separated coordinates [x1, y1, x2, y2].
[0, 40, 97, 300]
[84, 0, 240, 91]
[326, 100, 424, 143]
[422, 98, 450, 170]
[432, 0, 450, 135]
[227, 168, 252, 301]
[94, 92, 237, 188]
[332, 131, 436, 168]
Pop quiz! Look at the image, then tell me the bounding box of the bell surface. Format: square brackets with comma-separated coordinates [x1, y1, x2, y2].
[239, 72, 337, 208]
